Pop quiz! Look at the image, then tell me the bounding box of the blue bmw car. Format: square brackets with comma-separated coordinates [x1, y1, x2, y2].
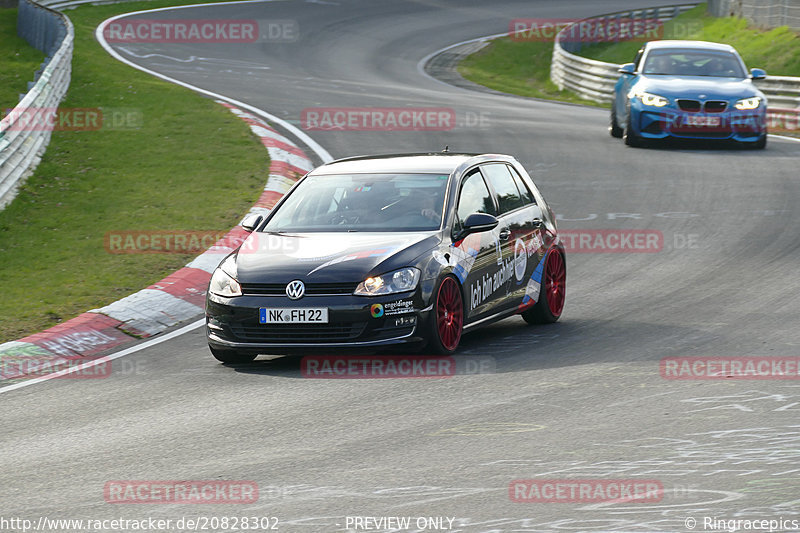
[611, 40, 767, 148]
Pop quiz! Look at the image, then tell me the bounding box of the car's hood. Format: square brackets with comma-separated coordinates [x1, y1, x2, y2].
[635, 75, 763, 100]
[234, 231, 440, 284]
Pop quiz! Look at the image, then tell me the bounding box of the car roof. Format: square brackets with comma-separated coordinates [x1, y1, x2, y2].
[645, 40, 738, 53]
[309, 152, 515, 175]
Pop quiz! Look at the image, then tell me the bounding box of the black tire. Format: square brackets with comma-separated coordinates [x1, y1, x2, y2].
[752, 134, 767, 149]
[609, 106, 624, 138]
[623, 112, 644, 147]
[522, 251, 566, 325]
[424, 275, 464, 355]
[210, 346, 257, 364]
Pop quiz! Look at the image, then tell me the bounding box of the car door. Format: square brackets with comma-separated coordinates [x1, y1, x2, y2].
[480, 163, 545, 312]
[450, 167, 502, 323]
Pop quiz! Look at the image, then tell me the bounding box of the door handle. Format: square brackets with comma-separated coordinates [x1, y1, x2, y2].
[499, 228, 511, 241]
[532, 218, 544, 228]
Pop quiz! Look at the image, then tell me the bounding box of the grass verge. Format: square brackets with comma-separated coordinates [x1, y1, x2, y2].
[0, 0, 270, 342]
[457, 40, 601, 107]
[458, 4, 800, 106]
[0, 8, 45, 111]
[578, 4, 800, 75]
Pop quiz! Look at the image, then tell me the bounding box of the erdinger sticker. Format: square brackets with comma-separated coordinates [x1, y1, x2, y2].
[384, 299, 414, 316]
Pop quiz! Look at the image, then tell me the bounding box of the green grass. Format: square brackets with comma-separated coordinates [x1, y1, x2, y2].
[0, 0, 270, 342]
[0, 8, 45, 111]
[458, 3, 800, 105]
[457, 39, 601, 106]
[578, 4, 800, 76]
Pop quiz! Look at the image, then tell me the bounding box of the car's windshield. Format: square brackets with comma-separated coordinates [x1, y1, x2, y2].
[264, 173, 449, 232]
[642, 49, 746, 78]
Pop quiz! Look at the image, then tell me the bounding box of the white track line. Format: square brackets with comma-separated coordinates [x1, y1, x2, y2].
[0, 320, 204, 395]
[95, 0, 333, 163]
[2, 1, 334, 395]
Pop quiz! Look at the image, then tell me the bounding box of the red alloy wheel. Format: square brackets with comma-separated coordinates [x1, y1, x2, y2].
[436, 277, 463, 352]
[545, 251, 566, 317]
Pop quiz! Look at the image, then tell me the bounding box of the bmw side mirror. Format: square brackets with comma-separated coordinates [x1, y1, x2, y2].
[618, 63, 636, 76]
[750, 68, 766, 80]
[241, 213, 263, 232]
[462, 213, 499, 235]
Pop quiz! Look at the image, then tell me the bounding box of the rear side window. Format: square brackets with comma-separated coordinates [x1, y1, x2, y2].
[455, 169, 496, 231]
[507, 165, 536, 205]
[481, 164, 524, 214]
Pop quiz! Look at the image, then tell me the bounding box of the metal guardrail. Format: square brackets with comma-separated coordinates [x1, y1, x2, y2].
[708, 0, 800, 31]
[550, 3, 800, 114]
[0, 0, 73, 209]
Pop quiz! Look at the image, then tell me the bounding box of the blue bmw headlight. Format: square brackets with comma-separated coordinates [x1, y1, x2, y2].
[734, 96, 762, 110]
[629, 90, 669, 107]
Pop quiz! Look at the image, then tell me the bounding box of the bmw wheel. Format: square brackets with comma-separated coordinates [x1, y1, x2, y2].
[623, 112, 644, 147]
[609, 106, 624, 138]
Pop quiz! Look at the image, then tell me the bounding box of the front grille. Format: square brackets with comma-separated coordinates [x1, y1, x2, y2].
[677, 99, 701, 112]
[704, 101, 727, 113]
[229, 322, 367, 342]
[673, 131, 731, 138]
[240, 282, 357, 296]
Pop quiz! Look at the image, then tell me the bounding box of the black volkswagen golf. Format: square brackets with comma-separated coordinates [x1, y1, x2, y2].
[205, 153, 566, 362]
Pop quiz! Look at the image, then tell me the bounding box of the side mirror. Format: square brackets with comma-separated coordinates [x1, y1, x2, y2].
[618, 63, 636, 76]
[750, 68, 766, 80]
[241, 213, 263, 232]
[461, 213, 499, 237]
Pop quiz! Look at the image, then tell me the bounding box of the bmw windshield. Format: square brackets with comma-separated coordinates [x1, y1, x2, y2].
[642, 49, 746, 78]
[264, 173, 449, 232]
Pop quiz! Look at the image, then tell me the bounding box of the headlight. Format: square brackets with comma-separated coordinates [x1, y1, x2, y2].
[735, 96, 762, 110]
[629, 90, 669, 107]
[354, 267, 420, 296]
[209, 255, 241, 297]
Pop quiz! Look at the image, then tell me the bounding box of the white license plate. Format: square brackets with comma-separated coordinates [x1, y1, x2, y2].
[259, 308, 329, 324]
[685, 115, 721, 127]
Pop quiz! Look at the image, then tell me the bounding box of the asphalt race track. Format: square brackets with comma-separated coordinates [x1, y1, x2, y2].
[3, 1, 800, 531]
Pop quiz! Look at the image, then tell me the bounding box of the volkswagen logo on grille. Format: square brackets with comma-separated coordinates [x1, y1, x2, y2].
[286, 280, 305, 300]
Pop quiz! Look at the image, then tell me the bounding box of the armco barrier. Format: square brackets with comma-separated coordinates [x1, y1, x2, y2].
[0, 102, 312, 382]
[549, 3, 800, 123]
[0, 0, 73, 209]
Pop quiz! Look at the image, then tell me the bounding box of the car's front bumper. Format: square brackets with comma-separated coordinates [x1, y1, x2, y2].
[205, 283, 435, 354]
[632, 105, 766, 142]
